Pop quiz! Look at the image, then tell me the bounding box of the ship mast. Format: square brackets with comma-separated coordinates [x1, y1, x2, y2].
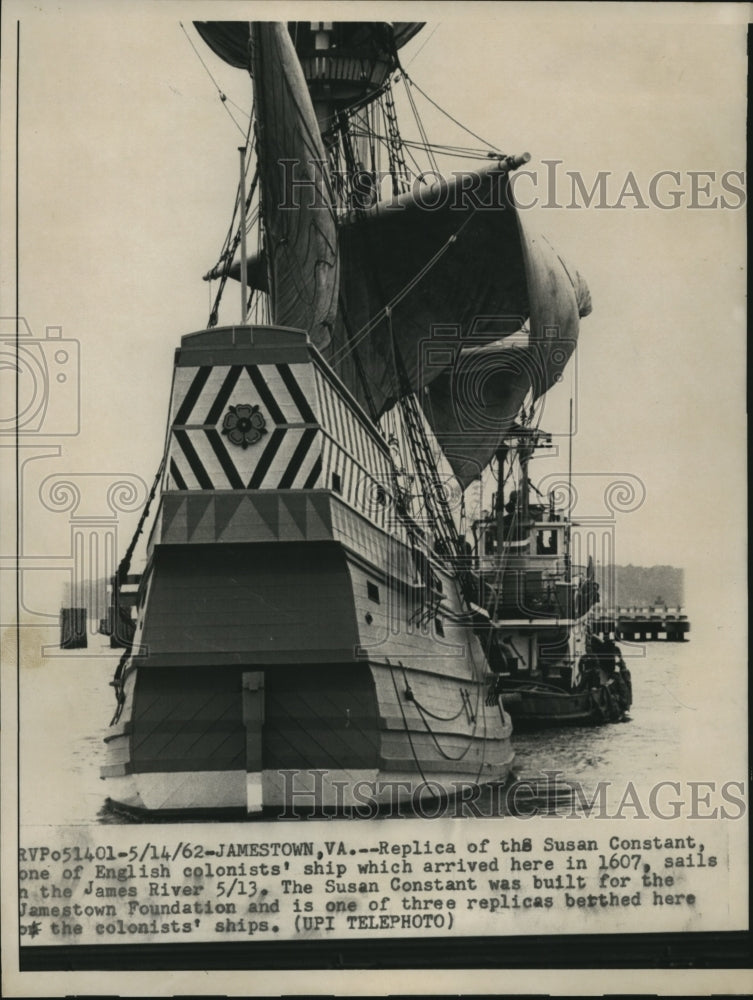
[565, 396, 573, 582]
[494, 445, 508, 554]
[238, 145, 249, 324]
[520, 439, 531, 530]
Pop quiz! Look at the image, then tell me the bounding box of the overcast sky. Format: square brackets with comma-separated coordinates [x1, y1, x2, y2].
[1, 2, 747, 624]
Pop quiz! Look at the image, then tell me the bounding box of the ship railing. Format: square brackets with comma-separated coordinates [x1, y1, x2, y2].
[473, 554, 570, 580]
[477, 573, 578, 621]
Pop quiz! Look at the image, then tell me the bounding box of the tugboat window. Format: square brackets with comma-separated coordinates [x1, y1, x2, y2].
[537, 530, 557, 554]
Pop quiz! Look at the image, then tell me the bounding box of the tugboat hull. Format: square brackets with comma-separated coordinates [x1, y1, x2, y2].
[504, 685, 631, 730]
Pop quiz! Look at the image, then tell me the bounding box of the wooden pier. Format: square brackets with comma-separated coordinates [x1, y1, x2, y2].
[103, 574, 140, 648]
[592, 606, 690, 642]
[60, 607, 87, 649]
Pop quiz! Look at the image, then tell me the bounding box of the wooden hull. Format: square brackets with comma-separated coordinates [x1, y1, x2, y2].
[104, 656, 514, 817]
[101, 325, 514, 816]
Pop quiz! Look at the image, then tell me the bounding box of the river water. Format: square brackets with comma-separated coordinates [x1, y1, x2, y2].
[18, 633, 704, 827]
[503, 640, 688, 815]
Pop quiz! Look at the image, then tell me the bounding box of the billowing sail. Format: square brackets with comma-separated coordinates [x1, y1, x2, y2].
[249, 22, 339, 347]
[197, 21, 592, 488]
[220, 170, 591, 488]
[422, 209, 592, 487]
[421, 337, 533, 488]
[331, 168, 530, 416]
[220, 166, 531, 415]
[522, 222, 592, 400]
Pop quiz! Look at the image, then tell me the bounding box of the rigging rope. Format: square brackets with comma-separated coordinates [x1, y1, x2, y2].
[381, 83, 413, 193]
[329, 228, 460, 367]
[114, 456, 166, 588]
[108, 449, 168, 725]
[399, 665, 479, 762]
[348, 127, 497, 161]
[481, 391, 549, 631]
[338, 294, 379, 422]
[179, 21, 250, 138]
[388, 662, 429, 786]
[207, 142, 259, 328]
[401, 673, 466, 722]
[403, 23, 441, 68]
[400, 74, 439, 175]
[385, 311, 480, 612]
[399, 69, 503, 154]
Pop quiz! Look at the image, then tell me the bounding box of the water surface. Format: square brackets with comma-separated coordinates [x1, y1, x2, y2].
[19, 635, 694, 826]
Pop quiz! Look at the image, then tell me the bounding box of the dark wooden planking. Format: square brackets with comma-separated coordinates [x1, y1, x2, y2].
[137, 542, 360, 666]
[130, 662, 381, 774]
[264, 664, 380, 769]
[131, 667, 245, 772]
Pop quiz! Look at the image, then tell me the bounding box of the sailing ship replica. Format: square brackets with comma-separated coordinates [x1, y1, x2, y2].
[102, 20, 628, 818]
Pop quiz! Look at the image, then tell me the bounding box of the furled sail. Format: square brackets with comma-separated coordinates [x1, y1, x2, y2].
[248, 22, 339, 348]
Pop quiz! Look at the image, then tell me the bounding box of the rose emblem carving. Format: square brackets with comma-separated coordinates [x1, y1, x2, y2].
[222, 403, 267, 448]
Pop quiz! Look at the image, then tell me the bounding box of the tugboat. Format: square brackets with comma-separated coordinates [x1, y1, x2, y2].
[101, 21, 600, 817]
[474, 427, 632, 728]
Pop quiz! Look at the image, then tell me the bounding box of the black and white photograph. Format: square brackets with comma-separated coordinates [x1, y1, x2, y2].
[1, 1, 749, 995]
